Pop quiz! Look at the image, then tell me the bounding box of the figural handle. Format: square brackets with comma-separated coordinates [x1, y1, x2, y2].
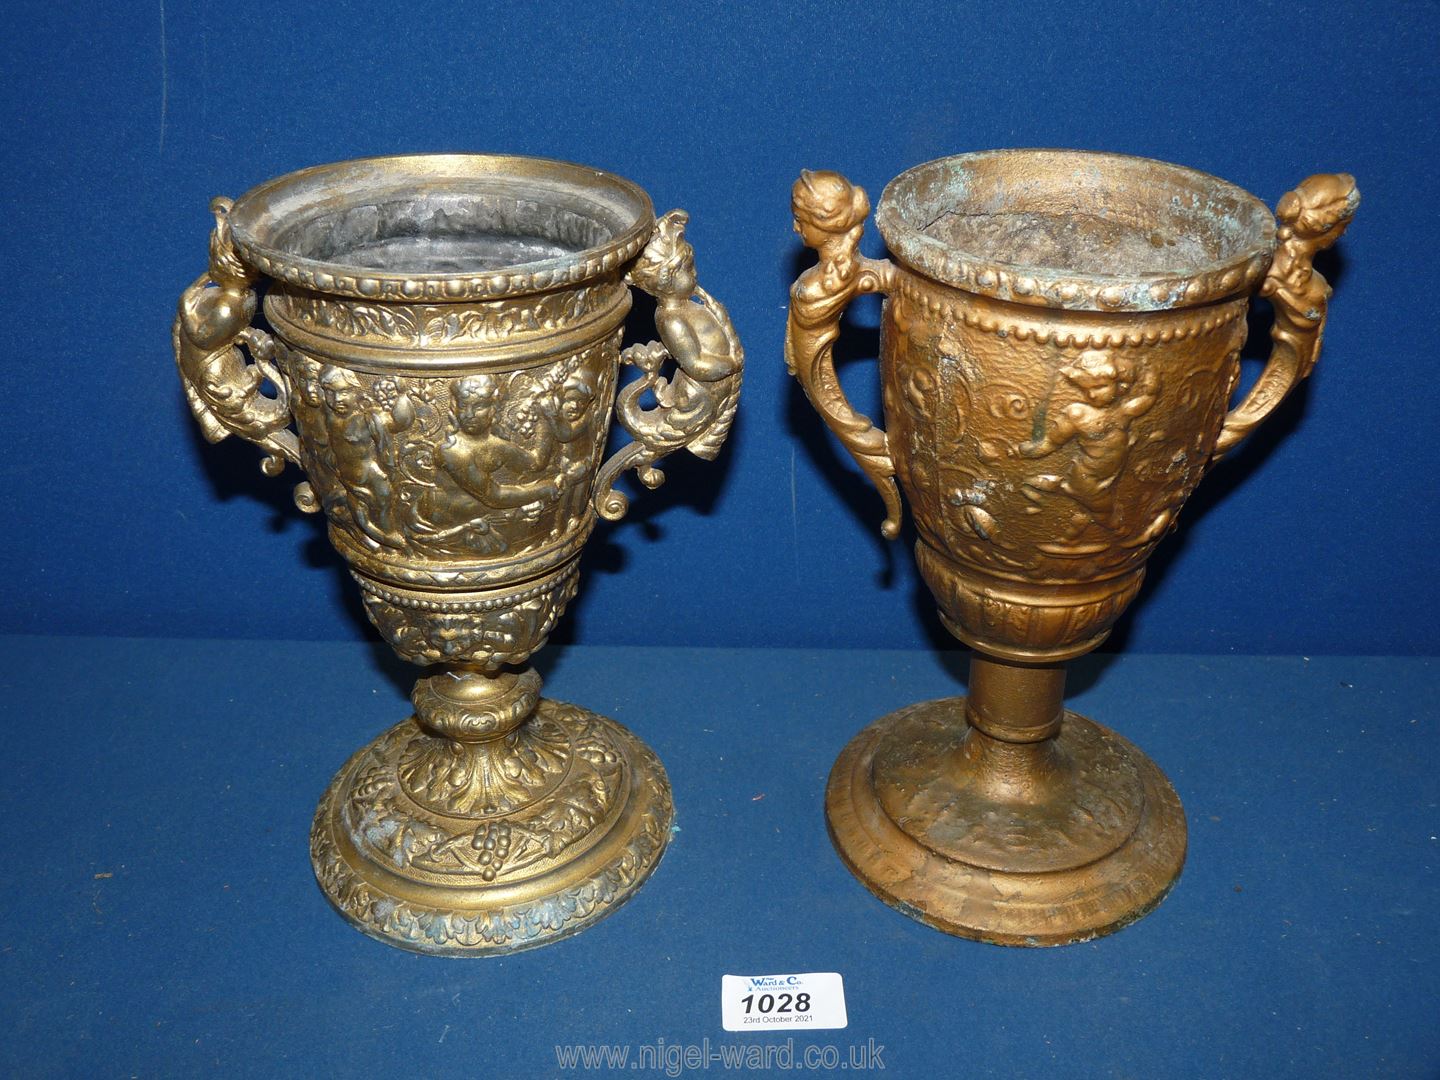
[785, 170, 903, 539]
[173, 198, 316, 512]
[592, 209, 745, 521]
[1214, 173, 1359, 457]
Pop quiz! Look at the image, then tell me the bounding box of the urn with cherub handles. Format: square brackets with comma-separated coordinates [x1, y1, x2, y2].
[173, 154, 743, 954]
[787, 149, 1356, 945]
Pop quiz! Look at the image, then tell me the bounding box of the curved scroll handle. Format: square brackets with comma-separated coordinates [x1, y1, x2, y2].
[1214, 173, 1359, 458]
[592, 209, 744, 521]
[173, 198, 314, 510]
[785, 170, 903, 539]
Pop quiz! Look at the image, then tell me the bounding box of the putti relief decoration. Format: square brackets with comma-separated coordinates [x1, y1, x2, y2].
[174, 154, 742, 954]
[787, 151, 1356, 945]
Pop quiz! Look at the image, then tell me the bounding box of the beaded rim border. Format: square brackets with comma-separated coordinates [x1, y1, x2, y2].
[892, 272, 1250, 346]
[875, 149, 1277, 313]
[228, 154, 655, 303]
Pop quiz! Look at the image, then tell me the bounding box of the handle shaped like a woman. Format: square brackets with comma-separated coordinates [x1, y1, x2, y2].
[785, 171, 903, 539]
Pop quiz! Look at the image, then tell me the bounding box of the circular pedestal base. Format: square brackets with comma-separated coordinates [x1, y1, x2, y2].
[826, 697, 1185, 946]
[310, 699, 672, 955]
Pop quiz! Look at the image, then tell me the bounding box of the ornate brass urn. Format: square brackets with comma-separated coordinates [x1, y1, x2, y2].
[173, 154, 742, 953]
[788, 150, 1356, 944]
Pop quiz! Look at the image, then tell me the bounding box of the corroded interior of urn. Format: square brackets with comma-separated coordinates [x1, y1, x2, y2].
[277, 195, 610, 273]
[876, 149, 1276, 311]
[226, 153, 654, 300]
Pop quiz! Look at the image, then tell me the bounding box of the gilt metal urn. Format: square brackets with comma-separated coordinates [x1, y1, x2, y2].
[173, 154, 743, 954]
[787, 149, 1356, 944]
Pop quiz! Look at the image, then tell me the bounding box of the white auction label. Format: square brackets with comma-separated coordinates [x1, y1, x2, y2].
[721, 972, 848, 1031]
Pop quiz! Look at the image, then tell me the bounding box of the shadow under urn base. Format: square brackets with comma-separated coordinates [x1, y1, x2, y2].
[826, 695, 1186, 946]
[310, 668, 672, 956]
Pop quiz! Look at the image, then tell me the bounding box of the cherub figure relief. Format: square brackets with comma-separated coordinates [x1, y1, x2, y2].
[545, 362, 603, 530]
[1019, 350, 1159, 536]
[283, 352, 333, 514]
[318, 367, 415, 549]
[550, 363, 601, 444]
[292, 355, 327, 424]
[415, 374, 564, 552]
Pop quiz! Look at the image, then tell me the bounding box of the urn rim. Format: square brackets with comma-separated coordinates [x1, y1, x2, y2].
[875, 148, 1277, 312]
[225, 153, 656, 303]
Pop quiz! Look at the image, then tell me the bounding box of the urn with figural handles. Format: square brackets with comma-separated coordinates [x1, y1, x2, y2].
[173, 154, 743, 954]
[787, 149, 1356, 944]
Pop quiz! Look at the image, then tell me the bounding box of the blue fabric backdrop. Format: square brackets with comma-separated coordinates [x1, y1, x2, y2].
[2, 0, 1435, 654]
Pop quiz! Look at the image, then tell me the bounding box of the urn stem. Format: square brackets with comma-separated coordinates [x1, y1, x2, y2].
[965, 655, 1066, 744]
[411, 665, 543, 743]
[397, 666, 557, 818]
[957, 656, 1072, 806]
